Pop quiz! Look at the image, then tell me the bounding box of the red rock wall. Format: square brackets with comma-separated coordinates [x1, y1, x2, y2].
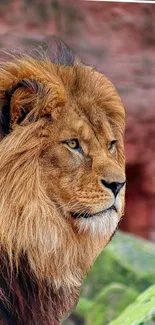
[0, 0, 155, 240]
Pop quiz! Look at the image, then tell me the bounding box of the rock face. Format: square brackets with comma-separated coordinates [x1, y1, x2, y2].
[0, 0, 155, 240]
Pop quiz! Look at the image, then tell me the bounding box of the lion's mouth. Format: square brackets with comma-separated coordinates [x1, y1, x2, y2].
[71, 205, 117, 219]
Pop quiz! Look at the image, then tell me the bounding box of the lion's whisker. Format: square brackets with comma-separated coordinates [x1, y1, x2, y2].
[54, 196, 77, 211]
[67, 201, 82, 211]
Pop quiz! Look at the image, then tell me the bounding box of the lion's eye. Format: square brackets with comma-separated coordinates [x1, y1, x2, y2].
[63, 138, 83, 153]
[109, 140, 117, 153]
[67, 139, 79, 149]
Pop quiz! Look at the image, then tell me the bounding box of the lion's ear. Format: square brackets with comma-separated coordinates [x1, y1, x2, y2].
[0, 79, 43, 137]
[0, 76, 66, 138]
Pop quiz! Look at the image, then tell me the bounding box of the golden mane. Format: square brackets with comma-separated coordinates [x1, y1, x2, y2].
[0, 43, 125, 324]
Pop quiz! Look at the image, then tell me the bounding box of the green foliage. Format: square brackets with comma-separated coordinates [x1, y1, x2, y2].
[76, 283, 138, 325]
[82, 231, 155, 299]
[64, 231, 155, 325]
[109, 285, 155, 325]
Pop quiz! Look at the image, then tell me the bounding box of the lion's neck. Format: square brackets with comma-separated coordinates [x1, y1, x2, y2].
[0, 251, 79, 325]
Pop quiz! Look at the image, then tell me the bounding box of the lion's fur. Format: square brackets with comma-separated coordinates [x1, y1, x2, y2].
[0, 45, 125, 324]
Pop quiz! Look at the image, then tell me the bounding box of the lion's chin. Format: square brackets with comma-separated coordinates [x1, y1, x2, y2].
[73, 209, 119, 237]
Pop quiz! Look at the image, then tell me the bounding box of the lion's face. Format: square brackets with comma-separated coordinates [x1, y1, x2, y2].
[40, 65, 126, 237]
[0, 53, 125, 288]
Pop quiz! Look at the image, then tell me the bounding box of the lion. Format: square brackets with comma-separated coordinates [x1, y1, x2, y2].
[0, 41, 126, 324]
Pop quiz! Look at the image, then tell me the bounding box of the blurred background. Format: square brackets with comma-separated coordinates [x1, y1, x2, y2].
[0, 1, 155, 324]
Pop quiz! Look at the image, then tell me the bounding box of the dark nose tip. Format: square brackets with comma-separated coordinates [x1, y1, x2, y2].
[101, 180, 126, 197]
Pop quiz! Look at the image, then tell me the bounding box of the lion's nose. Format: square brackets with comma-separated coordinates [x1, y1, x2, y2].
[101, 180, 126, 197]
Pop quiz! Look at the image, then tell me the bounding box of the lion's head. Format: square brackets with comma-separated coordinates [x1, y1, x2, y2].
[0, 44, 125, 292]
